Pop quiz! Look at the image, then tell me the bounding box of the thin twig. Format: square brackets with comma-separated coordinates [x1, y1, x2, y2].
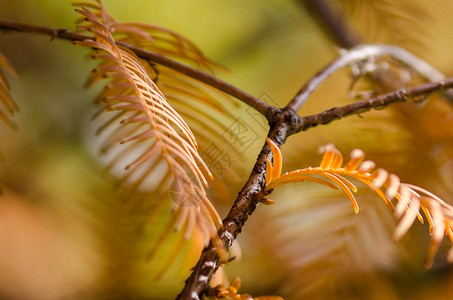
[300, 77, 453, 131]
[0, 20, 272, 117]
[286, 44, 447, 112]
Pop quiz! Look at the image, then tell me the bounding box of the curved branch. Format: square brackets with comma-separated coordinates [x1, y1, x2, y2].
[0, 20, 273, 117]
[300, 77, 453, 131]
[286, 44, 448, 112]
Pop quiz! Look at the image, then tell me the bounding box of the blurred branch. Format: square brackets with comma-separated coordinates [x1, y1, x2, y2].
[300, 77, 453, 131]
[286, 44, 447, 112]
[0, 20, 273, 118]
[297, 0, 361, 48]
[298, 0, 453, 104]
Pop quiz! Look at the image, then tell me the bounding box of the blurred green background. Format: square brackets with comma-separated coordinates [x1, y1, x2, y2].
[1, 0, 453, 299]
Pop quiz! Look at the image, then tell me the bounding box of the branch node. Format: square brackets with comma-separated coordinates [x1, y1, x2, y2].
[396, 88, 408, 102]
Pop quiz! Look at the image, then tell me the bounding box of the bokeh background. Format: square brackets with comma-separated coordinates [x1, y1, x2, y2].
[1, 0, 453, 299]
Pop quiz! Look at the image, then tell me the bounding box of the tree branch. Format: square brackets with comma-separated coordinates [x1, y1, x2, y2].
[177, 74, 453, 299]
[177, 2, 453, 299]
[0, 20, 273, 118]
[176, 108, 302, 299]
[300, 77, 453, 131]
[2, 5, 453, 300]
[286, 44, 448, 112]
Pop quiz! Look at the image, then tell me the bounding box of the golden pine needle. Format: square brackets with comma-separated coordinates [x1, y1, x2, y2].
[327, 172, 357, 192]
[384, 174, 400, 200]
[207, 275, 283, 300]
[229, 277, 241, 294]
[260, 198, 275, 205]
[393, 197, 420, 240]
[0, 52, 19, 129]
[357, 160, 376, 173]
[344, 149, 364, 172]
[371, 168, 389, 188]
[330, 148, 344, 170]
[322, 172, 359, 213]
[425, 201, 445, 268]
[421, 206, 434, 235]
[319, 144, 336, 170]
[266, 171, 338, 190]
[446, 226, 453, 262]
[213, 234, 229, 263]
[394, 185, 411, 218]
[267, 138, 282, 179]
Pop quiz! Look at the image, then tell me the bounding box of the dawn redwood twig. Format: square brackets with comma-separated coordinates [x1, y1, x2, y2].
[286, 44, 448, 112]
[300, 77, 453, 131]
[180, 2, 453, 299]
[177, 75, 453, 300]
[176, 108, 302, 300]
[3, 13, 452, 300]
[0, 20, 272, 118]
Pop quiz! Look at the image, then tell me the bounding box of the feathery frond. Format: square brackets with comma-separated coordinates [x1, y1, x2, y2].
[74, 5, 223, 268]
[253, 188, 399, 299]
[0, 52, 18, 129]
[76, 0, 246, 191]
[265, 138, 453, 267]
